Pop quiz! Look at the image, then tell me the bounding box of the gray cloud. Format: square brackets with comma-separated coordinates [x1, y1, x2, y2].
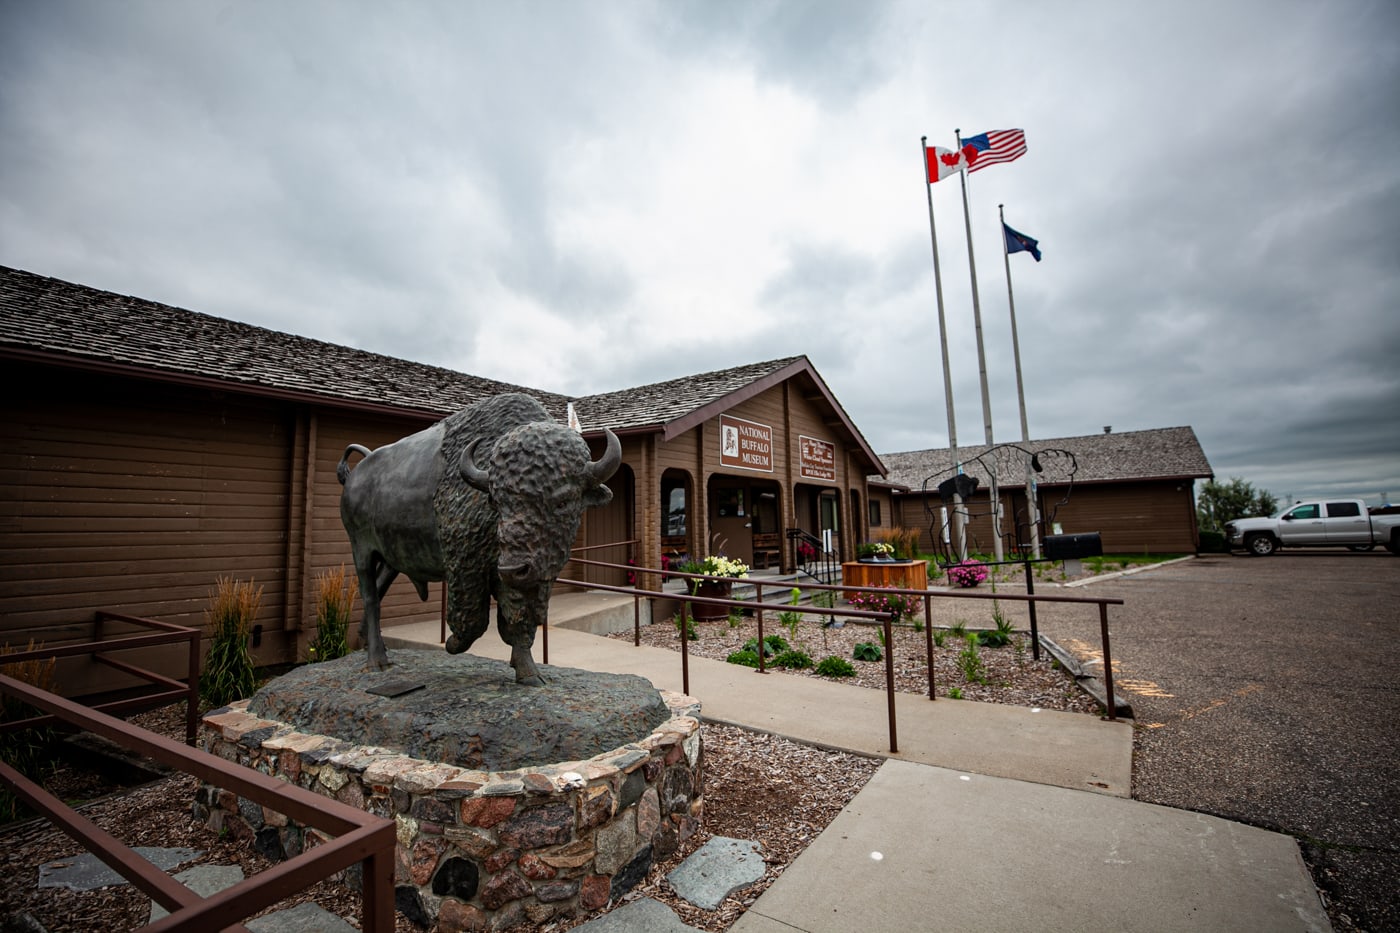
[2, 0, 1397, 504]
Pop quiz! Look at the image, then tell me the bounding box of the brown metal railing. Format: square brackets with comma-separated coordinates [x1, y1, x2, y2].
[0, 673, 396, 933]
[0, 610, 202, 745]
[564, 556, 1126, 737]
[555, 565, 904, 750]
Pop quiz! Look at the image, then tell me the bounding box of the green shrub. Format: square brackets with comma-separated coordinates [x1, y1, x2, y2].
[779, 587, 803, 639]
[852, 642, 883, 662]
[726, 649, 761, 668]
[947, 686, 964, 699]
[674, 613, 697, 640]
[957, 636, 987, 685]
[743, 634, 789, 657]
[815, 656, 856, 677]
[770, 649, 813, 669]
[976, 613, 1015, 648]
[201, 577, 260, 707]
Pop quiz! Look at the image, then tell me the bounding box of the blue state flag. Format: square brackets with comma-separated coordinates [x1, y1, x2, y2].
[1003, 223, 1042, 262]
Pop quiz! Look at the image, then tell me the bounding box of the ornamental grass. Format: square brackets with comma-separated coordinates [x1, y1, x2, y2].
[201, 576, 261, 707]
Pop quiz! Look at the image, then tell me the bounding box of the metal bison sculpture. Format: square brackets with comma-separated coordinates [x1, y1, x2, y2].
[336, 393, 620, 685]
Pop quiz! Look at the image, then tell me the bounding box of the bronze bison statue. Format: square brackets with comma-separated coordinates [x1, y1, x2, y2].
[337, 393, 620, 684]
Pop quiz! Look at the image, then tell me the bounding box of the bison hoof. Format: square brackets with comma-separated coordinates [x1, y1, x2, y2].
[516, 672, 546, 687]
[445, 635, 466, 654]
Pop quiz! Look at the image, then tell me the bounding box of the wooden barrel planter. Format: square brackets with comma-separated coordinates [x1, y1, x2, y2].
[688, 580, 733, 621]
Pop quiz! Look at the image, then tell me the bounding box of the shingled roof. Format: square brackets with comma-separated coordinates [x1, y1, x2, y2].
[877, 427, 1213, 492]
[0, 264, 560, 420]
[1, 265, 882, 472]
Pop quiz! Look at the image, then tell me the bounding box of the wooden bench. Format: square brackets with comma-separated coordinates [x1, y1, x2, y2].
[752, 533, 782, 569]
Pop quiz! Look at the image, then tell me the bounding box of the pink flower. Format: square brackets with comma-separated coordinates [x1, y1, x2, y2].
[947, 560, 988, 588]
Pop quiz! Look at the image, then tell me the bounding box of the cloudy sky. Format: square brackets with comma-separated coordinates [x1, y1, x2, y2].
[3, 1, 1397, 505]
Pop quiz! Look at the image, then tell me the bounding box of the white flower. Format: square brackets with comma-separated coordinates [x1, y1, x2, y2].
[702, 555, 749, 578]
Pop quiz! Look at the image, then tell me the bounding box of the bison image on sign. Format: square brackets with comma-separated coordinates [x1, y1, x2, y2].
[336, 393, 620, 685]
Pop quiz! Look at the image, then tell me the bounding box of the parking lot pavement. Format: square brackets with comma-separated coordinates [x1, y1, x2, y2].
[1036, 552, 1400, 932]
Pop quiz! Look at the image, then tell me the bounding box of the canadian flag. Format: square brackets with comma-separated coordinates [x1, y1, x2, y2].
[925, 145, 966, 183]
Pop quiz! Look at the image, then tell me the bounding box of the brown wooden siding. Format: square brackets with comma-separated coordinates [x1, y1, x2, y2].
[573, 459, 633, 588]
[1040, 481, 1198, 553]
[2, 363, 294, 692]
[893, 480, 1200, 556]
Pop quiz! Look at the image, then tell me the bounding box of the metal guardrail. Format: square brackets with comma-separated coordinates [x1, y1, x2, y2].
[563, 556, 1127, 748]
[0, 673, 397, 933]
[0, 610, 202, 745]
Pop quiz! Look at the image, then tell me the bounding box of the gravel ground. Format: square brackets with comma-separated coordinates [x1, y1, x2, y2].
[1034, 551, 1400, 933]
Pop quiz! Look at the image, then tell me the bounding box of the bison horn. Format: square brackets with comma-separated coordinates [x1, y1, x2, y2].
[460, 438, 491, 491]
[587, 429, 622, 485]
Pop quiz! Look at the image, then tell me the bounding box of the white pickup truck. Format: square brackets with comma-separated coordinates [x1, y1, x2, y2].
[1225, 499, 1400, 556]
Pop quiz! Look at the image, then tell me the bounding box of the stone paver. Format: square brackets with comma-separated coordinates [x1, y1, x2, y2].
[37, 847, 201, 891]
[568, 896, 702, 932]
[148, 864, 243, 922]
[666, 836, 766, 910]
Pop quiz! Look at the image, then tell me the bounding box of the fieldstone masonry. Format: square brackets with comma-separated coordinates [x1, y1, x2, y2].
[195, 691, 703, 931]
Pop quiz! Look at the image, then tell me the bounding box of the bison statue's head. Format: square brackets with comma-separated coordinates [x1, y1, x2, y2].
[459, 423, 621, 588]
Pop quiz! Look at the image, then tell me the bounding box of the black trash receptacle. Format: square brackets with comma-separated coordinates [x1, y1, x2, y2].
[1043, 532, 1103, 560]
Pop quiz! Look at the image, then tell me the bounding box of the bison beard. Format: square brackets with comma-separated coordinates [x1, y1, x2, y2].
[339, 393, 617, 685]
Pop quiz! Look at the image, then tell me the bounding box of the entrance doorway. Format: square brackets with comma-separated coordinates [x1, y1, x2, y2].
[817, 489, 841, 559]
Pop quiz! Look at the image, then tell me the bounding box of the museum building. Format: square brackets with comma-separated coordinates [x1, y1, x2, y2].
[2, 265, 1214, 690]
[1, 265, 885, 683]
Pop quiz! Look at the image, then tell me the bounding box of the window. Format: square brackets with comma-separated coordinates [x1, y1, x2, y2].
[1325, 502, 1361, 517]
[663, 482, 687, 536]
[1286, 504, 1320, 520]
[869, 500, 882, 526]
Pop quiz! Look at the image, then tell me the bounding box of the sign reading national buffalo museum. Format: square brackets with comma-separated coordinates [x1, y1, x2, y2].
[720, 415, 773, 472]
[799, 435, 836, 481]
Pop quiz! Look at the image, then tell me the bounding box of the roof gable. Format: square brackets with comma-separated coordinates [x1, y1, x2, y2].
[574, 356, 885, 474]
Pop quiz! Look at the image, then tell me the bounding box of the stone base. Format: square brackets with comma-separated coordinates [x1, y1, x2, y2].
[195, 654, 703, 931]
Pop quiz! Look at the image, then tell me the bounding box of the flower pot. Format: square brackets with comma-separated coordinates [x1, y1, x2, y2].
[688, 580, 733, 621]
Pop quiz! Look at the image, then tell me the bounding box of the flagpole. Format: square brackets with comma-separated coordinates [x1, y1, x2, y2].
[921, 136, 967, 560]
[956, 129, 1003, 561]
[1000, 204, 1041, 559]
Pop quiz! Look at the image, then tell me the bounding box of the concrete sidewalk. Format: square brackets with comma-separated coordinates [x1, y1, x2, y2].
[382, 597, 1331, 932]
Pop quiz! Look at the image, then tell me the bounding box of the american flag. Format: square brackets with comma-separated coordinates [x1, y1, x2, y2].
[961, 129, 1027, 173]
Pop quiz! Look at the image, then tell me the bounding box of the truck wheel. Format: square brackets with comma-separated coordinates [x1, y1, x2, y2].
[1389, 532, 1400, 556]
[1347, 545, 1374, 552]
[1245, 533, 1276, 556]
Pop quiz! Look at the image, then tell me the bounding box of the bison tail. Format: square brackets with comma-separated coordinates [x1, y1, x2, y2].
[336, 444, 373, 485]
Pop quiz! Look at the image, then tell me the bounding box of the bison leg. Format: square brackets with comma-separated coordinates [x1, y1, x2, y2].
[444, 567, 492, 655]
[510, 644, 545, 687]
[495, 581, 549, 686]
[352, 551, 395, 672]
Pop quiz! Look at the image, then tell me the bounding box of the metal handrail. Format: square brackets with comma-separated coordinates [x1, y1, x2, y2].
[0, 673, 396, 933]
[786, 528, 839, 583]
[0, 610, 202, 745]
[564, 555, 1126, 724]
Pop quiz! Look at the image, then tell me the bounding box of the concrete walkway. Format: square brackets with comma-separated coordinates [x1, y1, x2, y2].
[382, 595, 1332, 932]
